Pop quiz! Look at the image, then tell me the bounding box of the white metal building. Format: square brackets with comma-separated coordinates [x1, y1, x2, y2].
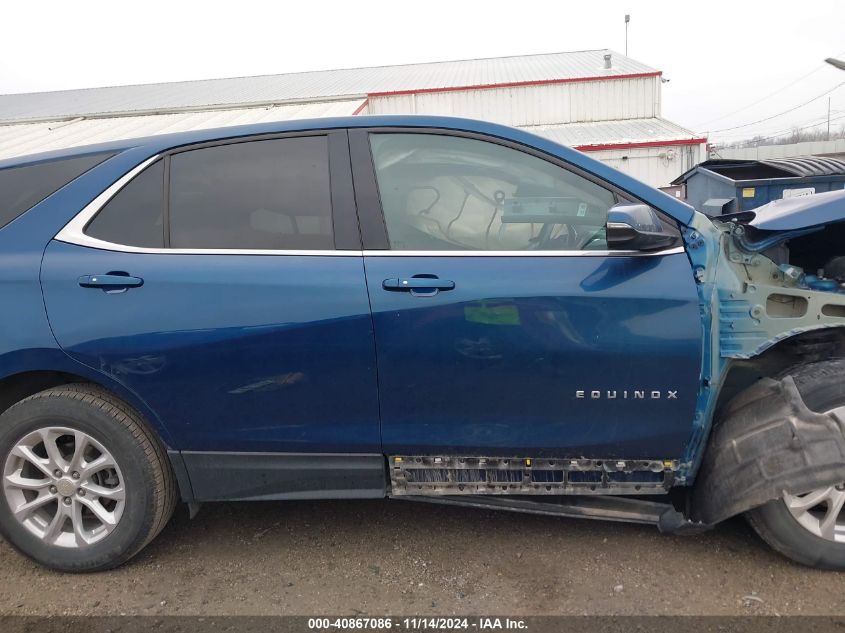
[714, 138, 845, 162]
[0, 50, 706, 187]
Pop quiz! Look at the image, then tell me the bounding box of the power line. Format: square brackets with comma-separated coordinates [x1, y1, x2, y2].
[719, 113, 845, 145]
[697, 68, 826, 127]
[712, 111, 845, 148]
[704, 80, 845, 134]
[755, 112, 845, 143]
[695, 49, 845, 128]
[713, 107, 845, 142]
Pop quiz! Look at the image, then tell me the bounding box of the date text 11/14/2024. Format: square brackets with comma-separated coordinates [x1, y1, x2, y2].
[307, 617, 528, 630]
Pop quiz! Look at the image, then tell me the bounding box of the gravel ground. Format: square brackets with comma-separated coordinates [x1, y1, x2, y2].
[1, 499, 845, 616]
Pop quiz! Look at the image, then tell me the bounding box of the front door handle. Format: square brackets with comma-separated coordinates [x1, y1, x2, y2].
[78, 274, 144, 289]
[383, 278, 456, 291]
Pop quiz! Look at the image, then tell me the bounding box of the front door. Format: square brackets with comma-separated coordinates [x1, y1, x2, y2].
[353, 130, 702, 459]
[41, 131, 380, 455]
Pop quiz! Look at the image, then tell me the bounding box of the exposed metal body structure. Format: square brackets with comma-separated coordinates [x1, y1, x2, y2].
[390, 456, 678, 496]
[681, 195, 845, 482]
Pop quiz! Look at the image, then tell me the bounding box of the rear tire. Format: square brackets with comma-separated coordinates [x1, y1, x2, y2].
[0, 383, 177, 572]
[745, 359, 845, 569]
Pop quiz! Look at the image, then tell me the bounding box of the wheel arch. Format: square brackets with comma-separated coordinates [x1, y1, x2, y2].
[715, 327, 845, 419]
[0, 354, 176, 450]
[690, 354, 845, 525]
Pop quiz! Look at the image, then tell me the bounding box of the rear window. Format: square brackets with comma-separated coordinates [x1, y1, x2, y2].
[168, 136, 334, 250]
[0, 152, 114, 230]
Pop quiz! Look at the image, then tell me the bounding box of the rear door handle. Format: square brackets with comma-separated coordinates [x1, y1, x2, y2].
[382, 278, 455, 291]
[78, 274, 144, 289]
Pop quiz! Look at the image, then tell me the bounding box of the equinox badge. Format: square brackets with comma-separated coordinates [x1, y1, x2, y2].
[575, 390, 679, 399]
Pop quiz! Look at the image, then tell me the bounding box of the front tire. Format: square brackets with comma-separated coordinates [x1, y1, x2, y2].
[0, 383, 177, 572]
[746, 359, 845, 569]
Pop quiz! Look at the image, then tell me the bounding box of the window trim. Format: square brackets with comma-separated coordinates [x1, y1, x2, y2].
[360, 247, 685, 257]
[348, 127, 682, 257]
[55, 130, 361, 255]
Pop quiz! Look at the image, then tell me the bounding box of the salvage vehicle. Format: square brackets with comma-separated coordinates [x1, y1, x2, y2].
[1, 115, 845, 572]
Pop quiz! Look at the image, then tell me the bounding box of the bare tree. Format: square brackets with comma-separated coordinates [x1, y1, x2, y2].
[716, 124, 845, 150]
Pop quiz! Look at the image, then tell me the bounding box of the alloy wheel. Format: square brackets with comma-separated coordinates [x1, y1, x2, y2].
[3, 426, 126, 548]
[782, 406, 845, 543]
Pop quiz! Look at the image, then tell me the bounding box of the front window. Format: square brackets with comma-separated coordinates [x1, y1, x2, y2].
[369, 133, 617, 251]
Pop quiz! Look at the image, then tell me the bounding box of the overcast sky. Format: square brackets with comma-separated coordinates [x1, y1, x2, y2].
[1, 0, 843, 143]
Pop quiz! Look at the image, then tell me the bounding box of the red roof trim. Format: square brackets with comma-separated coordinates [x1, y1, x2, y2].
[351, 98, 369, 115]
[575, 137, 708, 152]
[367, 71, 662, 97]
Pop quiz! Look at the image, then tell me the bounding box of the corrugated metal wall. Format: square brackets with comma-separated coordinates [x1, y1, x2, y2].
[367, 77, 660, 126]
[0, 99, 366, 161]
[715, 139, 845, 161]
[0, 50, 659, 123]
[587, 143, 705, 186]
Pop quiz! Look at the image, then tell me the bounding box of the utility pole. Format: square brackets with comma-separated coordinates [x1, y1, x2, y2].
[625, 14, 630, 56]
[828, 96, 832, 141]
[824, 58, 842, 141]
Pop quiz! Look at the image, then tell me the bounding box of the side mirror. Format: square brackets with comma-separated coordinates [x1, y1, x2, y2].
[606, 203, 677, 251]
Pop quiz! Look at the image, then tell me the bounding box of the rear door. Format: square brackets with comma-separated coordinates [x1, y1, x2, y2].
[41, 131, 380, 455]
[351, 129, 702, 459]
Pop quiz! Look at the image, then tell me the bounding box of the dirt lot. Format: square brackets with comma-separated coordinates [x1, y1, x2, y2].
[2, 499, 845, 616]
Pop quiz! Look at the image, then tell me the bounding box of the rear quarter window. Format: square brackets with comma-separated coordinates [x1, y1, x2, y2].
[85, 159, 165, 248]
[0, 152, 114, 229]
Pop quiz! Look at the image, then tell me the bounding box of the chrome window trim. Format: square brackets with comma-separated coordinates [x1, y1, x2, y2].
[54, 154, 684, 259]
[54, 153, 355, 257]
[55, 155, 163, 251]
[361, 247, 685, 257]
[55, 241, 363, 256]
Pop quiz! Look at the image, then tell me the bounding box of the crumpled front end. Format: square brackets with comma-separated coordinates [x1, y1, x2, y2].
[684, 188, 845, 519]
[692, 375, 845, 525]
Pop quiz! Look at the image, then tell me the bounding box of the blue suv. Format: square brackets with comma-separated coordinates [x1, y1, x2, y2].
[2, 116, 845, 571]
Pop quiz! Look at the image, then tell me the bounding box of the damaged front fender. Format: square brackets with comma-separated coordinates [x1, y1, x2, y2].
[681, 200, 845, 482]
[691, 374, 845, 525]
